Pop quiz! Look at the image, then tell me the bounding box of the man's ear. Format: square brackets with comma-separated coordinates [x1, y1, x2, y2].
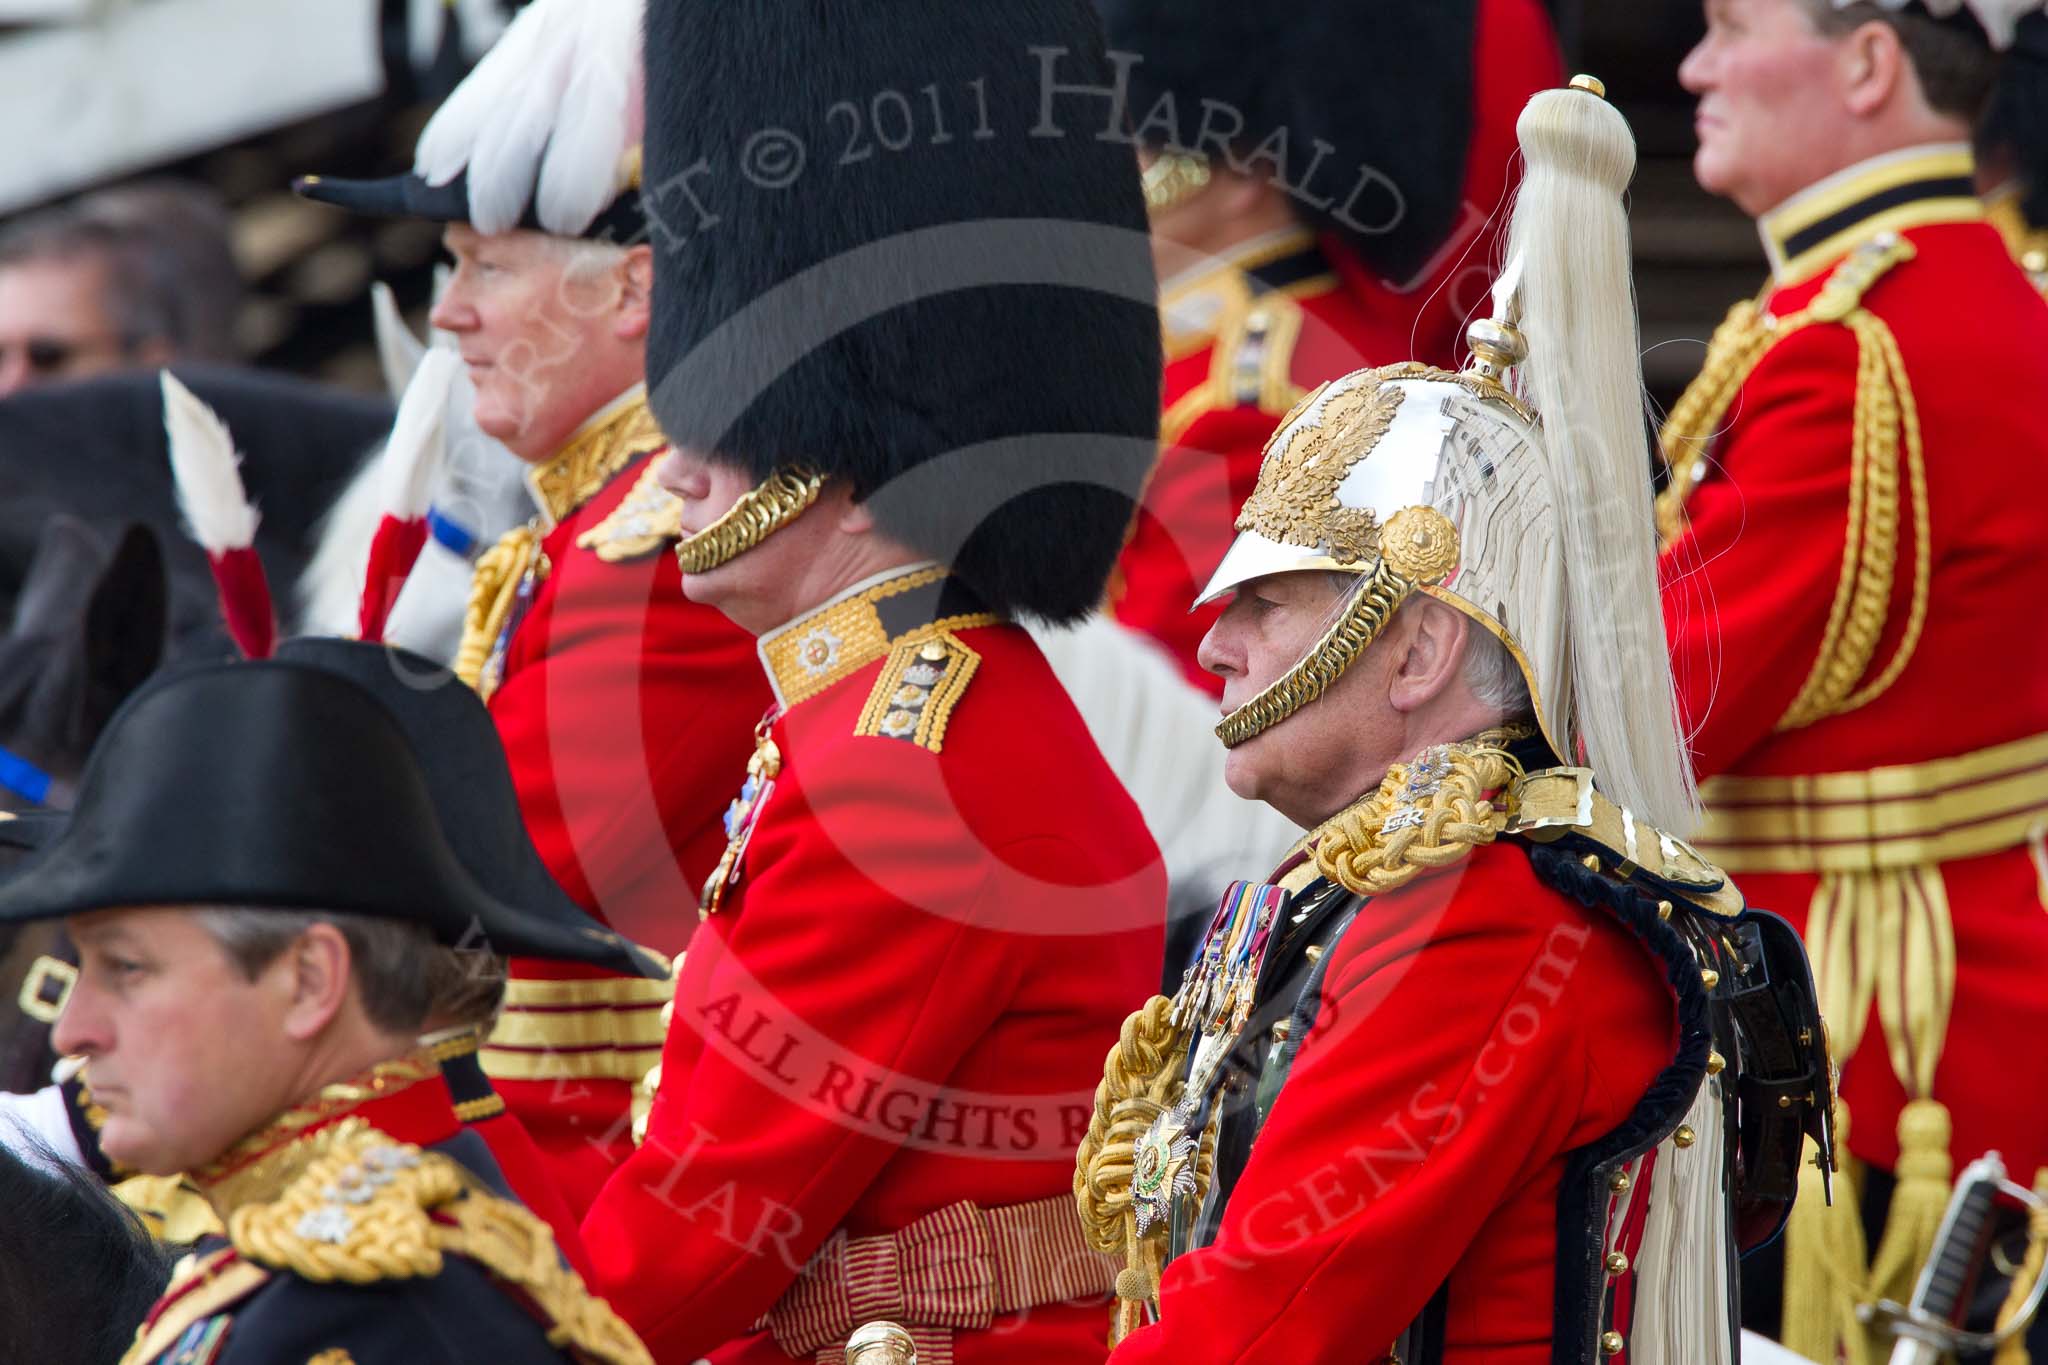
[1387, 597, 1470, 714]
[277, 923, 354, 1043]
[615, 245, 654, 342]
[1841, 19, 1908, 118]
[830, 482, 875, 535]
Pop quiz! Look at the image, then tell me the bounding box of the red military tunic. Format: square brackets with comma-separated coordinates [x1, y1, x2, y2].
[457, 388, 770, 1214]
[1658, 144, 2048, 1310]
[429, 1027, 593, 1280]
[581, 563, 1165, 1364]
[1111, 842, 1678, 1364]
[1109, 0, 1562, 691]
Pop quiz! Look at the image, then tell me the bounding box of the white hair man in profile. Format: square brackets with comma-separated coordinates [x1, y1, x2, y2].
[1073, 81, 1828, 1364]
[294, 0, 771, 1212]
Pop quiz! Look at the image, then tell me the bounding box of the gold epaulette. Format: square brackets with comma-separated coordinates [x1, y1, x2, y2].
[576, 460, 684, 563]
[1161, 288, 1307, 447]
[1508, 767, 1743, 920]
[1306, 729, 1523, 898]
[433, 1179, 653, 1364]
[1657, 234, 1929, 733]
[226, 1120, 653, 1365]
[853, 631, 983, 753]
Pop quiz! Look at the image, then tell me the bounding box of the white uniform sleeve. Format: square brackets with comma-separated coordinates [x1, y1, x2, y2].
[0, 1083, 86, 1170]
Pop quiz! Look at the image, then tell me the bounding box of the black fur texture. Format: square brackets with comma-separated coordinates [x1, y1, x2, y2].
[0, 1143, 171, 1364]
[1093, 0, 1481, 282]
[642, 0, 1163, 623]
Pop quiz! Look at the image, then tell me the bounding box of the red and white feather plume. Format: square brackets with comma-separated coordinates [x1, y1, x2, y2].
[356, 347, 459, 643]
[161, 371, 276, 659]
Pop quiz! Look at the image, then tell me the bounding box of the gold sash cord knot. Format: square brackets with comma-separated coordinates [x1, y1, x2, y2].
[761, 1194, 1117, 1364]
[1695, 731, 2048, 1363]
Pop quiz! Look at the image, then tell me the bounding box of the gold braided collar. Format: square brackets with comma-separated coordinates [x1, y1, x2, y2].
[525, 388, 667, 527]
[1300, 726, 1531, 898]
[190, 1052, 440, 1221]
[755, 564, 1001, 710]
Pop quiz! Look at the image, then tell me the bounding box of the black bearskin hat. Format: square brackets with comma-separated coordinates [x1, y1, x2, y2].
[642, 1, 1163, 624]
[1094, 0, 1480, 284]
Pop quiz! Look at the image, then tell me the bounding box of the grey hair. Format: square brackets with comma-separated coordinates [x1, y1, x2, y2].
[547, 236, 632, 285]
[421, 946, 509, 1031]
[1462, 626, 1534, 718]
[192, 908, 437, 1036]
[1319, 571, 1532, 719]
[1796, 0, 2000, 119]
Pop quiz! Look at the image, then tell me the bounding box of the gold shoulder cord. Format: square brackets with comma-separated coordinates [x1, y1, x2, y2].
[1306, 731, 1524, 898]
[1657, 237, 1931, 731]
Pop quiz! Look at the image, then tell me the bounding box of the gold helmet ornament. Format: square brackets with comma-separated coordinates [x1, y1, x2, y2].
[1198, 78, 1700, 835]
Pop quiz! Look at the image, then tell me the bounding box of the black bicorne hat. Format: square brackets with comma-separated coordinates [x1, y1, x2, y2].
[0, 656, 664, 978]
[292, 170, 646, 245]
[643, 0, 1165, 624]
[1094, 0, 1480, 283]
[293, 0, 647, 244]
[0, 811, 63, 869]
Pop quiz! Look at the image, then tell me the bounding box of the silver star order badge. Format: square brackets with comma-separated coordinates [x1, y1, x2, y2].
[295, 1204, 355, 1245]
[1130, 1103, 1199, 1237]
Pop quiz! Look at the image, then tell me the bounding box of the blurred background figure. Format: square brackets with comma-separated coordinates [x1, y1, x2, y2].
[1100, 0, 1563, 689]
[0, 180, 245, 396]
[1979, 10, 2048, 290]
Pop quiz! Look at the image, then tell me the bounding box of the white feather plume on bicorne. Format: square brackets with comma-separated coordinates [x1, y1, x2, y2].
[161, 371, 258, 553]
[1837, 0, 2046, 49]
[379, 349, 460, 521]
[413, 0, 643, 236]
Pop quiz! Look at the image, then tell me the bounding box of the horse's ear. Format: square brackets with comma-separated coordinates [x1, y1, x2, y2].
[79, 523, 168, 734]
[9, 515, 108, 638]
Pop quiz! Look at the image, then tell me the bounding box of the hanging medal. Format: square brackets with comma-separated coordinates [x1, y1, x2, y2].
[1131, 879, 1287, 1236]
[478, 534, 550, 700]
[700, 714, 782, 919]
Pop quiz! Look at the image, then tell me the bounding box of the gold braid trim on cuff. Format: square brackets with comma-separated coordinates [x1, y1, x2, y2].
[671, 467, 825, 574]
[1215, 558, 1412, 748]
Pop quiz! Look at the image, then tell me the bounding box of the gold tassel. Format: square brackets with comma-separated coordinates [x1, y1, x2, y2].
[1782, 1108, 1875, 1365]
[1992, 1169, 2048, 1365]
[1867, 1098, 1955, 1306]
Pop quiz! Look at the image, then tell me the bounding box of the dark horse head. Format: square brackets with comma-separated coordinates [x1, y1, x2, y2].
[0, 366, 391, 1094]
[0, 1141, 171, 1363]
[0, 517, 168, 1096]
